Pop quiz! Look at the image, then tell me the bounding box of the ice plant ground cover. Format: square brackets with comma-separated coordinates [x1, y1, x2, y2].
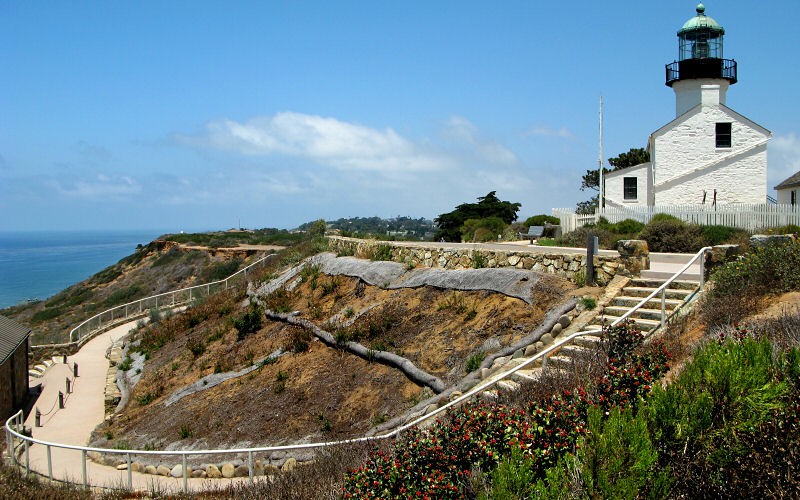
[342, 321, 669, 498]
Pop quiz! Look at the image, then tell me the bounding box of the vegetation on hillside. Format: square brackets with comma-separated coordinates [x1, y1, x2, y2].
[435, 191, 521, 242]
[298, 216, 435, 240]
[161, 227, 306, 248]
[557, 213, 756, 253]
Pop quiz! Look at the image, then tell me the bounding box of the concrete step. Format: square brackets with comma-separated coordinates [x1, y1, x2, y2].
[52, 356, 64, 364]
[622, 287, 694, 300]
[497, 380, 521, 392]
[29, 368, 43, 378]
[512, 368, 543, 383]
[604, 306, 672, 321]
[557, 344, 594, 359]
[43, 359, 54, 368]
[612, 295, 684, 309]
[546, 355, 575, 370]
[595, 315, 661, 331]
[640, 270, 701, 282]
[628, 279, 698, 290]
[34, 363, 48, 373]
[573, 334, 603, 349]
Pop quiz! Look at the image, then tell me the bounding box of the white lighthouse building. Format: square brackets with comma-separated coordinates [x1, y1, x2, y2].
[604, 4, 770, 208]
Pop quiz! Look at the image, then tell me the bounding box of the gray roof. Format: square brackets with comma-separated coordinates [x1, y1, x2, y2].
[0, 315, 31, 366]
[776, 171, 800, 190]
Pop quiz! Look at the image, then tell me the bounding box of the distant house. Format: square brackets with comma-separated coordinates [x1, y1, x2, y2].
[604, 5, 770, 208]
[0, 315, 31, 421]
[775, 171, 800, 206]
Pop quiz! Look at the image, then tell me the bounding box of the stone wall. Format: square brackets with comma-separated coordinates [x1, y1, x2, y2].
[327, 237, 637, 286]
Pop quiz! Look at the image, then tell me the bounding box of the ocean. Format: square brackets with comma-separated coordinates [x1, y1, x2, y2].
[0, 230, 164, 309]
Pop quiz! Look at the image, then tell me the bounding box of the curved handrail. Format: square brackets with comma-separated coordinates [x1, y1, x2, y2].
[32, 251, 279, 348]
[6, 247, 710, 492]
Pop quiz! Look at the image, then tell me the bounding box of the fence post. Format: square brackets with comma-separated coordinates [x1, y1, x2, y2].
[127, 453, 132, 490]
[24, 439, 29, 474]
[248, 450, 254, 483]
[700, 250, 706, 288]
[47, 444, 52, 480]
[82, 449, 87, 488]
[183, 454, 188, 493]
[660, 289, 666, 328]
[6, 428, 13, 463]
[585, 233, 596, 286]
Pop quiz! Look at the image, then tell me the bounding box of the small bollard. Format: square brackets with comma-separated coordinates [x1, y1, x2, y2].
[63, 354, 67, 363]
[66, 378, 71, 394]
[73, 362, 79, 377]
[35, 408, 41, 427]
[58, 391, 64, 409]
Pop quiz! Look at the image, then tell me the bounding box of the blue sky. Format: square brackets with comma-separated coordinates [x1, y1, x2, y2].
[2, 1, 799, 232]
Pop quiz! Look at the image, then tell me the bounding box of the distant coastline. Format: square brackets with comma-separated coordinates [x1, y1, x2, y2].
[0, 230, 163, 309]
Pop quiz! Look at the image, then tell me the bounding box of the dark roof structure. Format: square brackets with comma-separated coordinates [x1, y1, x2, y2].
[0, 315, 31, 365]
[775, 171, 800, 190]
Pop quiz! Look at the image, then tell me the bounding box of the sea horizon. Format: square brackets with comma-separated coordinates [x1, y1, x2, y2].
[0, 229, 166, 309]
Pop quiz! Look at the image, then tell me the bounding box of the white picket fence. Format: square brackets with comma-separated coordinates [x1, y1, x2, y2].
[554, 204, 800, 233]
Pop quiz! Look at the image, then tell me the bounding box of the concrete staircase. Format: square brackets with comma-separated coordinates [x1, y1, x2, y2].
[480, 276, 700, 398]
[29, 356, 65, 378]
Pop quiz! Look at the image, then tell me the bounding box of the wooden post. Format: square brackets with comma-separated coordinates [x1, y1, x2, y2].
[586, 232, 596, 286]
[35, 408, 41, 427]
[58, 391, 64, 409]
[73, 362, 79, 377]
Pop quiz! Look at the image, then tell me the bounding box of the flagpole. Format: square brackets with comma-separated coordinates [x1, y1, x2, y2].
[599, 95, 604, 212]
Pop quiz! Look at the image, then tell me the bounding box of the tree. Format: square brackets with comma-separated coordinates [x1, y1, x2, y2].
[577, 148, 650, 214]
[435, 191, 521, 242]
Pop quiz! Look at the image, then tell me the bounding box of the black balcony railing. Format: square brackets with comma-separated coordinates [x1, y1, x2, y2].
[665, 58, 737, 86]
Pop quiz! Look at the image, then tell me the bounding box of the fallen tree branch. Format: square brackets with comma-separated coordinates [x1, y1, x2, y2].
[265, 310, 446, 394]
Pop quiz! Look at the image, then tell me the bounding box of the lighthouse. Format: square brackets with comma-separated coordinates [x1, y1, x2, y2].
[602, 3, 770, 208]
[666, 3, 738, 118]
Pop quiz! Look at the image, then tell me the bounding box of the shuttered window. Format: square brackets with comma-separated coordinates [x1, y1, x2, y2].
[624, 177, 637, 200]
[716, 122, 732, 148]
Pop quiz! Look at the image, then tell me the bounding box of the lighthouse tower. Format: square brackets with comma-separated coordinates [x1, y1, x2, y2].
[665, 3, 738, 117]
[601, 4, 769, 209]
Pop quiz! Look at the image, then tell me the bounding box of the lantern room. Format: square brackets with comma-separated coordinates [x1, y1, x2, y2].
[666, 4, 737, 87]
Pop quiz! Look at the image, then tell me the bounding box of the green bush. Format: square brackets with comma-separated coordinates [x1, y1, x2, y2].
[556, 226, 615, 249]
[465, 352, 485, 373]
[461, 216, 507, 242]
[613, 218, 646, 234]
[31, 307, 63, 323]
[204, 258, 242, 281]
[369, 244, 394, 262]
[233, 303, 263, 340]
[522, 214, 560, 227]
[701, 225, 749, 246]
[638, 218, 705, 252]
[104, 284, 145, 307]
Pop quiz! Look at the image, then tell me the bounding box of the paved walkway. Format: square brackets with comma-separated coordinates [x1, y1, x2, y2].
[21, 322, 250, 493]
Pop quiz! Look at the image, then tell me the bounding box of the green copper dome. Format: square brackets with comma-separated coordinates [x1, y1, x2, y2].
[678, 4, 725, 35]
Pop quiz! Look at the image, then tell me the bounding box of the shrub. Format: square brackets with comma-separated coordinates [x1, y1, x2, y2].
[471, 253, 487, 269]
[187, 338, 205, 357]
[638, 218, 705, 252]
[370, 244, 394, 262]
[465, 352, 485, 373]
[701, 224, 749, 246]
[118, 356, 133, 371]
[179, 424, 193, 439]
[613, 218, 646, 235]
[104, 284, 145, 307]
[461, 217, 507, 242]
[523, 214, 560, 227]
[263, 287, 293, 313]
[557, 226, 615, 249]
[580, 297, 597, 310]
[233, 303, 263, 340]
[31, 307, 63, 323]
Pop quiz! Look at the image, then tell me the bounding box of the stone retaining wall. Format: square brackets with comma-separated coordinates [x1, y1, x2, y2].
[328, 236, 637, 286]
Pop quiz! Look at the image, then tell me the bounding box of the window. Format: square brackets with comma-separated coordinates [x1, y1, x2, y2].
[623, 177, 637, 200]
[716, 122, 732, 148]
[792, 190, 797, 206]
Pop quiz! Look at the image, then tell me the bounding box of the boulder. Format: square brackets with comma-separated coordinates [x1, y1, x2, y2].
[511, 349, 524, 360]
[282, 458, 297, 472]
[191, 470, 207, 478]
[156, 465, 171, 476]
[170, 464, 185, 478]
[116, 463, 128, 471]
[131, 462, 144, 473]
[449, 391, 463, 402]
[206, 464, 222, 478]
[541, 333, 554, 345]
[524, 344, 538, 357]
[264, 464, 281, 475]
[617, 239, 649, 257]
[550, 322, 562, 336]
[558, 315, 571, 328]
[143, 465, 158, 475]
[221, 462, 236, 478]
[234, 465, 250, 477]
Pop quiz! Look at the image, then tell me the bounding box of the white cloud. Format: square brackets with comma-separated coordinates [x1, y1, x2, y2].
[770, 133, 800, 189]
[180, 112, 452, 173]
[48, 174, 141, 199]
[525, 126, 574, 139]
[442, 116, 518, 166]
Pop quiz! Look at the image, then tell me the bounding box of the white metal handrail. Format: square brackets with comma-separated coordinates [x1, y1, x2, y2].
[6, 247, 710, 492]
[33, 252, 279, 348]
